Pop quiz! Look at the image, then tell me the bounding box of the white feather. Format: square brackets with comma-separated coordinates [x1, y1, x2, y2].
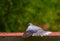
[26, 23, 44, 32]
[26, 23, 52, 37]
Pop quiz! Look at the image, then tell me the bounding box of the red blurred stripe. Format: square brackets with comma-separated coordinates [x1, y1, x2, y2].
[0, 32, 60, 36]
[45, 32, 60, 36]
[0, 32, 24, 36]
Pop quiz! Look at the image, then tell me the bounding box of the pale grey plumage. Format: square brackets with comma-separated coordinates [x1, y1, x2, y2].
[23, 23, 52, 38]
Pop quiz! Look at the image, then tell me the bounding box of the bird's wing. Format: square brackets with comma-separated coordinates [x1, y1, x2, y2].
[32, 31, 52, 36]
[26, 23, 44, 33]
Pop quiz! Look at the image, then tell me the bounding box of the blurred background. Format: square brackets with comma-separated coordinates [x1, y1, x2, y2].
[0, 0, 60, 32]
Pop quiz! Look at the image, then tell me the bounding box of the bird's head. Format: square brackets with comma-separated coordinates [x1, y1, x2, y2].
[22, 30, 35, 38]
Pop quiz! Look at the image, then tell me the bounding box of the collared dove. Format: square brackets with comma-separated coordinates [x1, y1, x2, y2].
[22, 23, 52, 38]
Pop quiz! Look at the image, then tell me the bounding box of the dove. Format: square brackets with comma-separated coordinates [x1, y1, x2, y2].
[22, 23, 52, 38]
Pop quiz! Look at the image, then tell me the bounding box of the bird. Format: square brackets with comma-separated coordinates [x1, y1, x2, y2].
[22, 23, 52, 38]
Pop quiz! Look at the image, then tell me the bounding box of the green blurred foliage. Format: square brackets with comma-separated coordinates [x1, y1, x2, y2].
[0, 0, 60, 32]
